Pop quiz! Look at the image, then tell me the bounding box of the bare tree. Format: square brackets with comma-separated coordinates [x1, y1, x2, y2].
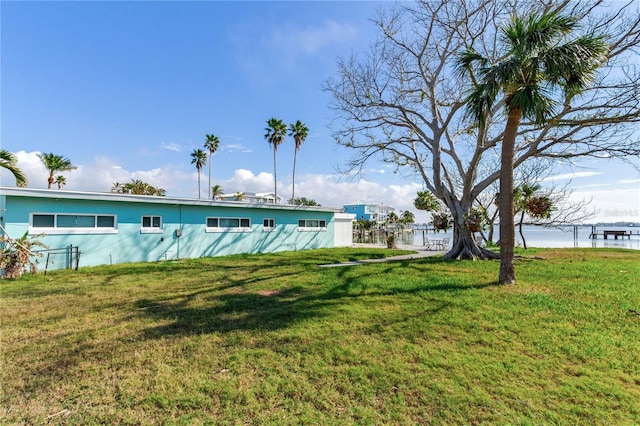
[475, 158, 598, 246]
[325, 0, 640, 261]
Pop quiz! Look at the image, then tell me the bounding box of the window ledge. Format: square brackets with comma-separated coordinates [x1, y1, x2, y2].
[29, 227, 118, 235]
[140, 228, 163, 234]
[206, 228, 252, 233]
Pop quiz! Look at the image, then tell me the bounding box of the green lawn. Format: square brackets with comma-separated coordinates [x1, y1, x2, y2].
[2, 247, 639, 424]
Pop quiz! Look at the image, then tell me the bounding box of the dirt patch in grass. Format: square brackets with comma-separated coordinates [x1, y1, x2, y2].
[255, 289, 286, 297]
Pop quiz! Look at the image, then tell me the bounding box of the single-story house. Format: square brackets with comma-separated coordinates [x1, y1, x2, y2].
[0, 187, 355, 271]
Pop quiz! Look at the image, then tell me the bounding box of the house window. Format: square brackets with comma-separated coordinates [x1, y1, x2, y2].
[298, 219, 327, 231]
[263, 218, 275, 231]
[32, 214, 55, 228]
[206, 217, 252, 232]
[30, 213, 117, 234]
[141, 215, 162, 233]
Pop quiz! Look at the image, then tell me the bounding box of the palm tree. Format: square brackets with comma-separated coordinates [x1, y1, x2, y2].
[233, 192, 246, 201]
[456, 10, 606, 284]
[211, 184, 224, 200]
[54, 175, 66, 189]
[0, 149, 28, 187]
[288, 120, 309, 203]
[204, 134, 220, 199]
[264, 118, 287, 202]
[111, 182, 123, 193]
[190, 149, 207, 199]
[126, 179, 152, 195]
[37, 152, 76, 189]
[113, 179, 165, 196]
[401, 210, 415, 225]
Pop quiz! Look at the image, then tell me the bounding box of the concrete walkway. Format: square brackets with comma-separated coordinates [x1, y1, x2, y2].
[319, 244, 446, 268]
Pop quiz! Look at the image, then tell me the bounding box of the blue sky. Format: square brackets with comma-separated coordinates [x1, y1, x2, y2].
[1, 1, 639, 223]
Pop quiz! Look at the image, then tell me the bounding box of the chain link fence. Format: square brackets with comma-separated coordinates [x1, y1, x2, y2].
[33, 245, 81, 274]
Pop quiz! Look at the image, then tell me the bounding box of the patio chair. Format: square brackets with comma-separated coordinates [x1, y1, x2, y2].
[423, 237, 435, 250]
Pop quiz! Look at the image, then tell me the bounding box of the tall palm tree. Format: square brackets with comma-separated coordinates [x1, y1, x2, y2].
[54, 175, 66, 189]
[264, 118, 287, 202]
[190, 149, 207, 199]
[204, 134, 220, 199]
[211, 184, 224, 200]
[288, 120, 309, 203]
[37, 152, 76, 189]
[0, 149, 28, 187]
[457, 10, 606, 284]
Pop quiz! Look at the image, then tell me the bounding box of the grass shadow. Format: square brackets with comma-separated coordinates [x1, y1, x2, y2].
[133, 256, 499, 340]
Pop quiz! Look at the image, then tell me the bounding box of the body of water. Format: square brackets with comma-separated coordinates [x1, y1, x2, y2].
[357, 225, 640, 250]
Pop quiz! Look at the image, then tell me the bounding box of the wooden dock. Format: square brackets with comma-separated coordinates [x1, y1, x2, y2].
[588, 226, 639, 240]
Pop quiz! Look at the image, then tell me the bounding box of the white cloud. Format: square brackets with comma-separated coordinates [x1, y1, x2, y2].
[160, 142, 182, 152]
[619, 178, 640, 184]
[12, 150, 47, 188]
[368, 168, 386, 174]
[570, 186, 640, 223]
[572, 183, 610, 189]
[11, 151, 192, 195]
[542, 171, 603, 181]
[223, 144, 253, 153]
[221, 169, 274, 193]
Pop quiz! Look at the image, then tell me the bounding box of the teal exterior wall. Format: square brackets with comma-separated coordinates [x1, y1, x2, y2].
[0, 189, 337, 270]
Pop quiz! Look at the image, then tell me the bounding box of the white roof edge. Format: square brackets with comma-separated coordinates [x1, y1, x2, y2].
[335, 213, 356, 220]
[0, 187, 340, 212]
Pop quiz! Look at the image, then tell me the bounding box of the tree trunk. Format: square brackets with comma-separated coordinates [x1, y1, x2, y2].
[208, 154, 212, 199]
[292, 149, 298, 203]
[444, 221, 499, 260]
[518, 211, 527, 250]
[498, 107, 522, 284]
[273, 149, 278, 202]
[197, 171, 201, 199]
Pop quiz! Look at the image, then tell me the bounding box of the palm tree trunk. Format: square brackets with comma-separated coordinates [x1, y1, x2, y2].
[291, 149, 298, 204]
[208, 154, 212, 199]
[273, 149, 278, 201]
[498, 107, 522, 284]
[198, 171, 201, 199]
[48, 174, 54, 189]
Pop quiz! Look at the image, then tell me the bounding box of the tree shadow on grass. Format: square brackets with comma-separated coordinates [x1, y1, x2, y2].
[133, 257, 499, 340]
[323, 256, 500, 295]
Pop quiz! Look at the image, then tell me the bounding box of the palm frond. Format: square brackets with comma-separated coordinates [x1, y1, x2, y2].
[0, 149, 28, 187]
